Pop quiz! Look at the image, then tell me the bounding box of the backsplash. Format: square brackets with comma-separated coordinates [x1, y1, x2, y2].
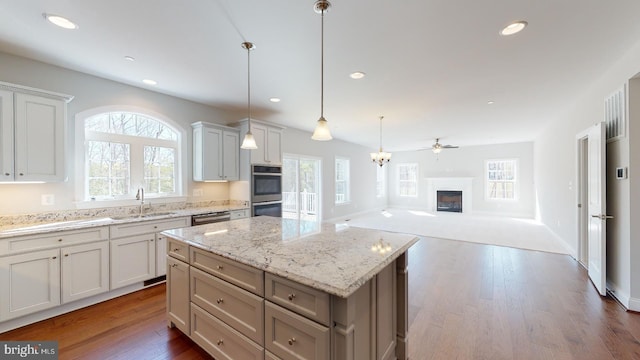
[0, 200, 248, 227]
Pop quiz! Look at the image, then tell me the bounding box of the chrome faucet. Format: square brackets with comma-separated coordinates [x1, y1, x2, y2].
[136, 187, 145, 215]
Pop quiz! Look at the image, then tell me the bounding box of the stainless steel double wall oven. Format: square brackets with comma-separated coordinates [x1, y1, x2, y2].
[251, 165, 282, 217]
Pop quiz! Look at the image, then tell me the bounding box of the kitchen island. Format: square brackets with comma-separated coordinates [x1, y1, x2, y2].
[162, 216, 419, 360]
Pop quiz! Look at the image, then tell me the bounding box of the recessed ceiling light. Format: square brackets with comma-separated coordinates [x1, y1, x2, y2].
[269, 97, 281, 103]
[124, 56, 135, 62]
[43, 13, 78, 29]
[142, 79, 157, 85]
[350, 71, 366, 79]
[500, 21, 527, 36]
[487, 100, 495, 105]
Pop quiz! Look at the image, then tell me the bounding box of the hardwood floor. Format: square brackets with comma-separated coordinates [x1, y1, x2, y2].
[2, 237, 640, 359]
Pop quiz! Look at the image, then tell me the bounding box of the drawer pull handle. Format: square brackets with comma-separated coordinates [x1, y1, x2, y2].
[154, 226, 158, 229]
[216, 265, 224, 270]
[173, 248, 180, 252]
[19, 173, 24, 176]
[288, 337, 296, 346]
[171, 264, 178, 268]
[216, 298, 224, 304]
[217, 339, 224, 346]
[58, 239, 63, 242]
[288, 293, 296, 301]
[64, 254, 69, 257]
[3, 173, 9, 176]
[52, 256, 57, 260]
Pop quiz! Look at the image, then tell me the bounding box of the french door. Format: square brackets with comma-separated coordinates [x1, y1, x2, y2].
[282, 154, 321, 221]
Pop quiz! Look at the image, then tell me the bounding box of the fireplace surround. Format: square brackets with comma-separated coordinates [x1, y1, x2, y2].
[437, 190, 462, 212]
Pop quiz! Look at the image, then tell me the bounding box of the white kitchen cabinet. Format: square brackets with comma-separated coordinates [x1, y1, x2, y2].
[0, 248, 61, 321]
[110, 234, 156, 289]
[249, 122, 282, 165]
[61, 241, 109, 304]
[0, 82, 73, 183]
[110, 217, 190, 285]
[192, 122, 239, 181]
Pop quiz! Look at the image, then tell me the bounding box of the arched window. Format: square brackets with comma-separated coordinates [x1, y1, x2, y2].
[80, 110, 181, 201]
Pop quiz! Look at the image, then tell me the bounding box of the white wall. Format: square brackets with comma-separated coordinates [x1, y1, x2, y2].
[281, 127, 386, 221]
[387, 142, 535, 218]
[0, 51, 234, 215]
[534, 39, 640, 308]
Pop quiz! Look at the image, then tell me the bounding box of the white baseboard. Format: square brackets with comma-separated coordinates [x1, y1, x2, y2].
[606, 280, 631, 310]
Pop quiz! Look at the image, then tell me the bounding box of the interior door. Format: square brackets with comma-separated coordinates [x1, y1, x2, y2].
[587, 122, 607, 296]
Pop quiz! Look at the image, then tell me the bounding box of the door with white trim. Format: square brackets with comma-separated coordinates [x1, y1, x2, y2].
[587, 122, 607, 296]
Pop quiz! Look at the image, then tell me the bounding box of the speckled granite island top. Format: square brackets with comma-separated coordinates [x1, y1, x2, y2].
[161, 216, 419, 298]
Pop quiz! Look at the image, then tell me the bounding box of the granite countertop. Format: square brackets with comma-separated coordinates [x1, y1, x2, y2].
[0, 205, 249, 238]
[161, 216, 419, 298]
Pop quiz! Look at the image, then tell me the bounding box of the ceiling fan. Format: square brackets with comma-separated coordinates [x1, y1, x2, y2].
[431, 138, 459, 153]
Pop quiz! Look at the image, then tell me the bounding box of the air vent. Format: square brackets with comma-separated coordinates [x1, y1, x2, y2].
[604, 86, 625, 141]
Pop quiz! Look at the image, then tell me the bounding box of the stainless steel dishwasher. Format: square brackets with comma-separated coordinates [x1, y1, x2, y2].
[191, 211, 231, 226]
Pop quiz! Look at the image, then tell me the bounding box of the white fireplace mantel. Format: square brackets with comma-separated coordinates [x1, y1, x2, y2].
[426, 177, 474, 213]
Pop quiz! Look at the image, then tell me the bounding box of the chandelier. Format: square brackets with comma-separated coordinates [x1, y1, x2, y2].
[311, 0, 333, 141]
[240, 41, 258, 150]
[370, 116, 391, 166]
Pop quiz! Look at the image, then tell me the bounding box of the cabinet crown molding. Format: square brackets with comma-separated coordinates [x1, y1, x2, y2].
[0, 81, 74, 103]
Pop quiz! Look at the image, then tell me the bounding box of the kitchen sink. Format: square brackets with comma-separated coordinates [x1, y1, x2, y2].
[110, 211, 176, 220]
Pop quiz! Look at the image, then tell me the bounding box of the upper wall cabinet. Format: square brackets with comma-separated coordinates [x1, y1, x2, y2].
[235, 119, 284, 165]
[0, 82, 73, 183]
[192, 122, 239, 181]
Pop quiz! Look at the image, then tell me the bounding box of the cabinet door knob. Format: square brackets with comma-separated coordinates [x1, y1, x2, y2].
[171, 264, 178, 268]
[216, 265, 223, 270]
[58, 238, 63, 242]
[150, 239, 154, 242]
[3, 173, 9, 176]
[154, 226, 158, 229]
[52, 256, 57, 260]
[288, 293, 296, 301]
[173, 248, 180, 252]
[288, 337, 296, 346]
[216, 339, 224, 346]
[64, 254, 69, 257]
[216, 298, 224, 304]
[19, 173, 24, 176]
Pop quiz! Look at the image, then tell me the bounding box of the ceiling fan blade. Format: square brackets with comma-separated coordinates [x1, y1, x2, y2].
[442, 145, 459, 149]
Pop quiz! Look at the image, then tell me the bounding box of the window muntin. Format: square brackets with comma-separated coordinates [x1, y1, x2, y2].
[83, 111, 180, 200]
[398, 163, 418, 197]
[486, 159, 517, 200]
[335, 157, 350, 204]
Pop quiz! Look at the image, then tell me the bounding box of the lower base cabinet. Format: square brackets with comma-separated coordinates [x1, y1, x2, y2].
[191, 303, 264, 360]
[110, 234, 156, 289]
[61, 241, 109, 303]
[167, 256, 190, 334]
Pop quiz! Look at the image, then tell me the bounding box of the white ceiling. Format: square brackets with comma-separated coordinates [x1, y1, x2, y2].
[1, 0, 640, 151]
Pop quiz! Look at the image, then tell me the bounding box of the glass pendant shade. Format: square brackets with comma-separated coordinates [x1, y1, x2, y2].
[370, 149, 391, 166]
[312, 116, 332, 141]
[241, 131, 257, 149]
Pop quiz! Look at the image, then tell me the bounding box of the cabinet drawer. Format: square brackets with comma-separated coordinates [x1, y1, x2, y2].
[191, 267, 264, 345]
[265, 273, 330, 326]
[110, 217, 189, 238]
[190, 247, 264, 296]
[265, 302, 329, 360]
[0, 226, 109, 255]
[167, 238, 188, 262]
[191, 303, 264, 360]
[230, 209, 250, 220]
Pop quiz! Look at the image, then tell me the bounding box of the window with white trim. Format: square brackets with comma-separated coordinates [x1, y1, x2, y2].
[376, 165, 386, 198]
[486, 159, 517, 200]
[397, 163, 418, 197]
[335, 157, 350, 204]
[83, 112, 180, 200]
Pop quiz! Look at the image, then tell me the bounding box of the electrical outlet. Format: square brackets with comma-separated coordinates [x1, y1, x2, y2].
[193, 189, 204, 197]
[41, 194, 55, 206]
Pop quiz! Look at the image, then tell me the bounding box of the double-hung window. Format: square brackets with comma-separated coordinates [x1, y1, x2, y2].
[398, 163, 418, 197]
[82, 111, 181, 201]
[486, 159, 517, 200]
[335, 157, 350, 204]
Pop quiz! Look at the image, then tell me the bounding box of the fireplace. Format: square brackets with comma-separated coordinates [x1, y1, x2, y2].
[437, 190, 462, 213]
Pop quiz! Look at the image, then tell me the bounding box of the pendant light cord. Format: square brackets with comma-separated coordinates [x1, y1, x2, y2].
[247, 44, 252, 130]
[320, 8, 325, 119]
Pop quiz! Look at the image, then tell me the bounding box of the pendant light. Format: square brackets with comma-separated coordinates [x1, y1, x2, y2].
[370, 116, 391, 166]
[311, 0, 333, 141]
[240, 41, 258, 149]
